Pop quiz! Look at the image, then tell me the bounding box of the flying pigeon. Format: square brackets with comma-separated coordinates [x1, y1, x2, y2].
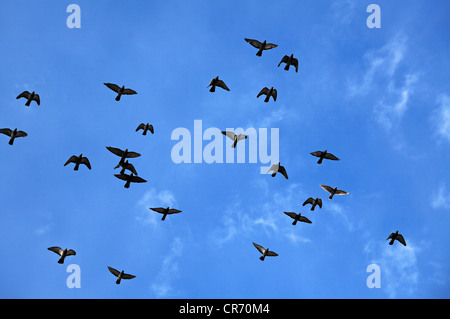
[302, 197, 322, 211]
[114, 172, 147, 188]
[284, 212, 312, 225]
[64, 154, 91, 170]
[310, 150, 340, 164]
[387, 230, 407, 246]
[252, 242, 278, 261]
[119, 160, 138, 176]
[320, 184, 349, 200]
[266, 162, 288, 179]
[136, 123, 154, 135]
[48, 246, 76, 264]
[150, 207, 182, 221]
[104, 83, 137, 101]
[0, 128, 27, 145]
[207, 76, 230, 92]
[221, 131, 247, 148]
[107, 266, 136, 284]
[106, 146, 141, 169]
[244, 38, 278, 56]
[16, 90, 40, 106]
[257, 87, 277, 102]
[278, 54, 299, 72]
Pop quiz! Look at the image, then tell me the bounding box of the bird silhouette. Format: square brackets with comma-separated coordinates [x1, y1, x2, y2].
[107, 266, 136, 284]
[320, 184, 349, 200]
[252, 242, 278, 261]
[114, 172, 147, 188]
[302, 197, 323, 211]
[16, 90, 40, 106]
[48, 246, 76, 264]
[207, 76, 230, 92]
[257, 87, 277, 102]
[284, 212, 312, 225]
[278, 54, 299, 72]
[0, 128, 27, 145]
[244, 38, 278, 56]
[150, 207, 182, 221]
[221, 131, 247, 148]
[104, 83, 137, 101]
[106, 146, 141, 169]
[267, 162, 288, 179]
[136, 123, 154, 135]
[387, 230, 407, 246]
[118, 160, 138, 176]
[64, 154, 91, 170]
[310, 150, 340, 164]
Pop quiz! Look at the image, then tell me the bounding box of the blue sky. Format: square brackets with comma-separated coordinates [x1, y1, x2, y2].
[0, 0, 449, 298]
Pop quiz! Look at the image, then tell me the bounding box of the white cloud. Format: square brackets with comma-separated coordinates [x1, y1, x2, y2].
[431, 94, 450, 144]
[431, 183, 450, 209]
[151, 237, 184, 298]
[364, 239, 420, 298]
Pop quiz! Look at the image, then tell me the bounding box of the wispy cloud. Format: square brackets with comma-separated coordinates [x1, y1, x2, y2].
[431, 94, 450, 144]
[151, 237, 184, 298]
[364, 239, 420, 298]
[431, 183, 450, 209]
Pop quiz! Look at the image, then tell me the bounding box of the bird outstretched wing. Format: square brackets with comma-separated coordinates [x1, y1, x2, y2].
[80, 157, 91, 169]
[114, 173, 129, 181]
[64, 155, 79, 166]
[266, 251, 278, 257]
[284, 212, 298, 220]
[121, 273, 136, 280]
[15, 131, 28, 138]
[299, 216, 312, 224]
[148, 125, 154, 134]
[303, 197, 315, 206]
[122, 88, 137, 95]
[320, 184, 334, 193]
[396, 234, 407, 246]
[222, 131, 236, 140]
[324, 153, 340, 161]
[317, 198, 323, 208]
[126, 151, 141, 158]
[278, 55, 289, 67]
[278, 165, 288, 179]
[107, 266, 120, 277]
[16, 91, 30, 99]
[130, 175, 147, 183]
[335, 189, 349, 195]
[257, 87, 269, 98]
[136, 123, 146, 132]
[291, 57, 299, 72]
[252, 242, 265, 254]
[150, 207, 166, 213]
[106, 146, 124, 157]
[48, 246, 63, 256]
[264, 43, 278, 50]
[216, 80, 230, 91]
[310, 151, 323, 157]
[104, 83, 120, 93]
[244, 38, 262, 48]
[272, 89, 277, 101]
[168, 209, 182, 214]
[0, 128, 13, 137]
[33, 94, 40, 105]
[66, 249, 76, 256]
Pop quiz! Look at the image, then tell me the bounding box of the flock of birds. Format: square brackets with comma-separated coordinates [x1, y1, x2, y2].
[2, 37, 407, 287]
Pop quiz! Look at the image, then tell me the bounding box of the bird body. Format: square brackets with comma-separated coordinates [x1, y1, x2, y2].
[252, 242, 278, 261]
[267, 162, 288, 179]
[104, 83, 137, 101]
[48, 246, 76, 264]
[320, 184, 349, 200]
[257, 86, 277, 102]
[302, 197, 322, 211]
[284, 212, 312, 225]
[150, 207, 182, 221]
[244, 38, 278, 56]
[0, 128, 27, 145]
[136, 123, 154, 135]
[387, 230, 407, 246]
[310, 150, 340, 164]
[221, 131, 247, 148]
[208, 76, 230, 92]
[64, 154, 91, 170]
[107, 266, 136, 284]
[16, 90, 40, 106]
[278, 54, 299, 72]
